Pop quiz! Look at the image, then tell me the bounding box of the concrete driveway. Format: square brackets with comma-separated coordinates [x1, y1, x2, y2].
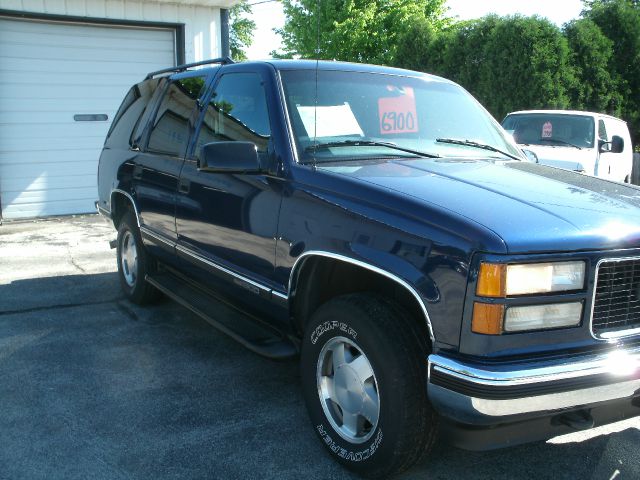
[0, 215, 638, 479]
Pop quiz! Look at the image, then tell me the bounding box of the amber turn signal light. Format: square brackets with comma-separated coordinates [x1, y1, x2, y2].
[472, 302, 505, 335]
[476, 263, 506, 298]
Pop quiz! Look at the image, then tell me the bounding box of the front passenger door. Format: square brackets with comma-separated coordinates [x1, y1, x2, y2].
[175, 70, 282, 291]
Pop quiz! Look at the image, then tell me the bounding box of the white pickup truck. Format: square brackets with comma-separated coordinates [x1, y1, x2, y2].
[502, 110, 633, 183]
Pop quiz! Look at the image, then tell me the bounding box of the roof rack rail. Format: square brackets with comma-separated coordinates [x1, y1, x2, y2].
[145, 57, 234, 80]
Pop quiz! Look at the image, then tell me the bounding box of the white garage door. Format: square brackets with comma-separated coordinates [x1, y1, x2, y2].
[0, 18, 176, 219]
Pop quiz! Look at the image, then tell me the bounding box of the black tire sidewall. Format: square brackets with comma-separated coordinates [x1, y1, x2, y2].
[300, 295, 426, 475]
[116, 212, 151, 302]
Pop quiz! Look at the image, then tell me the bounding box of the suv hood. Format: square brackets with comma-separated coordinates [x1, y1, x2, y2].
[320, 158, 640, 253]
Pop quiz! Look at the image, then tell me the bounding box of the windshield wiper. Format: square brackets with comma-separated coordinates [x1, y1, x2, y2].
[304, 140, 439, 158]
[436, 138, 521, 161]
[538, 138, 582, 149]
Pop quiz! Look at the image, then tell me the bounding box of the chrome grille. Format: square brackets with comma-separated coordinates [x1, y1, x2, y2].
[592, 259, 640, 337]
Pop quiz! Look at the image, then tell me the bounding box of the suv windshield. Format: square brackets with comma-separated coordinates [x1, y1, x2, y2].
[280, 69, 522, 163]
[502, 113, 595, 149]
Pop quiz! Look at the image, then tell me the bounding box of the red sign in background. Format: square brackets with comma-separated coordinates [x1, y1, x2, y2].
[378, 87, 419, 135]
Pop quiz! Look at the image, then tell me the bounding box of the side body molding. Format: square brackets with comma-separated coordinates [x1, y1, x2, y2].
[288, 250, 436, 343]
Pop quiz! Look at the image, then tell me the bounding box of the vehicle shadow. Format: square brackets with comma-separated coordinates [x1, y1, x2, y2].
[0, 272, 638, 479]
[0, 272, 123, 314]
[403, 427, 640, 479]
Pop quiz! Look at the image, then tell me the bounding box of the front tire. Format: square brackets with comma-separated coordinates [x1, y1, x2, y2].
[300, 294, 437, 478]
[116, 210, 161, 305]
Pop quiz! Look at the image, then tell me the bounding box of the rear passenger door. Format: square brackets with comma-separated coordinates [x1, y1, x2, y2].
[134, 72, 210, 260]
[175, 68, 282, 292]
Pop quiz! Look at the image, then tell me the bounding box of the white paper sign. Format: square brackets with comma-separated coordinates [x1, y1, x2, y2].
[296, 102, 364, 138]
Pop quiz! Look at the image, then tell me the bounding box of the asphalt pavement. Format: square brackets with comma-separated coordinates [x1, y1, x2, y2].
[0, 215, 638, 480]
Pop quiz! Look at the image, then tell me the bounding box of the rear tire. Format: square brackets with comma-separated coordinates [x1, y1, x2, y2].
[116, 210, 162, 305]
[300, 293, 437, 478]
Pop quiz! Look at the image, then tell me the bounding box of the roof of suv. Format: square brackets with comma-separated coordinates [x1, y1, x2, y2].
[150, 58, 447, 83]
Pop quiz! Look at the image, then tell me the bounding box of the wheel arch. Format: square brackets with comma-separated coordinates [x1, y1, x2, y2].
[289, 251, 435, 346]
[110, 189, 140, 229]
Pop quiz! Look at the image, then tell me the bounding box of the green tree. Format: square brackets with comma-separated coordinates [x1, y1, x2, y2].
[582, 0, 640, 145]
[275, 0, 450, 65]
[229, 1, 256, 61]
[397, 16, 576, 121]
[564, 19, 622, 114]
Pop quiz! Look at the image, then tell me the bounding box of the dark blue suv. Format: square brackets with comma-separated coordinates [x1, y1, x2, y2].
[97, 58, 640, 478]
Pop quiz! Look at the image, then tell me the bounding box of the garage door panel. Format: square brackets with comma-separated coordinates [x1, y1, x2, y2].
[5, 186, 98, 204]
[1, 162, 98, 180]
[1, 19, 175, 43]
[1, 197, 97, 218]
[2, 174, 97, 193]
[0, 17, 175, 219]
[0, 111, 117, 125]
[4, 29, 174, 51]
[0, 83, 133, 101]
[0, 149, 103, 165]
[1, 98, 118, 113]
[2, 57, 155, 77]
[1, 137, 106, 152]
[1, 121, 111, 138]
[4, 42, 174, 64]
[0, 71, 150, 89]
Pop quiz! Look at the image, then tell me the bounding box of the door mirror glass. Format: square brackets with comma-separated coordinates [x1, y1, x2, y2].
[199, 141, 262, 173]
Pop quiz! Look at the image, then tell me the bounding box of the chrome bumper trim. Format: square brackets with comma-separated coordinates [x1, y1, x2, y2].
[427, 347, 640, 425]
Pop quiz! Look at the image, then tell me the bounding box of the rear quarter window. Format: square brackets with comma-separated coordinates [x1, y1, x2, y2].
[104, 78, 164, 149]
[146, 76, 206, 157]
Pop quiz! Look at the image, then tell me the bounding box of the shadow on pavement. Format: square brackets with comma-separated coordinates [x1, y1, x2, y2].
[0, 272, 638, 479]
[0, 272, 122, 314]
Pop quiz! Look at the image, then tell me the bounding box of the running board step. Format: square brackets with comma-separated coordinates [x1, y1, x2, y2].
[146, 272, 297, 360]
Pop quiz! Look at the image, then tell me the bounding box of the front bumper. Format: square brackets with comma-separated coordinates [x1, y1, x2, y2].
[428, 345, 640, 449]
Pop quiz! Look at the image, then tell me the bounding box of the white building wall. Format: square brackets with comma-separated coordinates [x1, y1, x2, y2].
[0, 0, 237, 63]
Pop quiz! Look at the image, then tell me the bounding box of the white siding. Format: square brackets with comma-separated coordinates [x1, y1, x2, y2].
[0, 18, 175, 218]
[0, 0, 224, 62]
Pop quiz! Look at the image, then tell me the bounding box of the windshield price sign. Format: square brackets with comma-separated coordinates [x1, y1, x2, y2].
[379, 87, 419, 135]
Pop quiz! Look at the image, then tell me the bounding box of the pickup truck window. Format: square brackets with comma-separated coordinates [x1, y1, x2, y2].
[194, 72, 271, 157]
[280, 70, 520, 162]
[147, 76, 206, 157]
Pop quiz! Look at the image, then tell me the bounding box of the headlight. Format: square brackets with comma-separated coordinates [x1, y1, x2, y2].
[477, 261, 585, 297]
[504, 302, 583, 332]
[472, 301, 583, 335]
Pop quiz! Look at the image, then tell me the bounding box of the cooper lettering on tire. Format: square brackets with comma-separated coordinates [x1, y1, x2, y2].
[300, 293, 438, 478]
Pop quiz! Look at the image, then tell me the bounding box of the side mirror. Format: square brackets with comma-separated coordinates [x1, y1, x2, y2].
[199, 141, 262, 174]
[610, 135, 624, 154]
[599, 135, 624, 154]
[522, 148, 538, 163]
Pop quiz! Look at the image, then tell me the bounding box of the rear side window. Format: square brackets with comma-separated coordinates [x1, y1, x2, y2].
[194, 72, 271, 158]
[147, 76, 207, 157]
[104, 78, 162, 149]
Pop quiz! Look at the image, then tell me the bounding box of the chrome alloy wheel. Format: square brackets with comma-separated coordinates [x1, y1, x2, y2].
[120, 230, 138, 287]
[317, 336, 380, 444]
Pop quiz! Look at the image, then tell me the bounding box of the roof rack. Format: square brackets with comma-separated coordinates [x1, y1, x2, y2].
[145, 57, 234, 80]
